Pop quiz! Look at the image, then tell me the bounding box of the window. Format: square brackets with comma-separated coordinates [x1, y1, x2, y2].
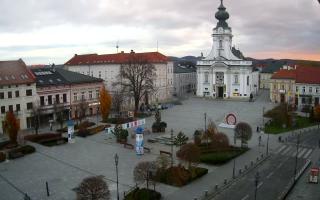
[281, 85, 285, 90]
[15, 91, 19, 97]
[81, 92, 85, 100]
[234, 74, 239, 84]
[296, 86, 299, 93]
[302, 97, 306, 104]
[63, 94, 67, 103]
[204, 72, 209, 83]
[89, 91, 93, 99]
[8, 91, 12, 98]
[91, 71, 93, 77]
[99, 71, 102, 78]
[9, 105, 13, 112]
[74, 93, 78, 101]
[48, 95, 52, 105]
[219, 40, 223, 48]
[247, 76, 250, 86]
[0, 92, 4, 99]
[96, 90, 100, 99]
[55, 94, 60, 104]
[26, 102, 33, 110]
[26, 89, 32, 96]
[309, 87, 312, 93]
[302, 86, 306, 93]
[40, 96, 45, 106]
[16, 104, 20, 112]
[1, 106, 5, 114]
[273, 84, 276, 90]
[316, 88, 319, 93]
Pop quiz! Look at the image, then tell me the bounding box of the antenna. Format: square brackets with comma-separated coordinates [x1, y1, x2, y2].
[116, 40, 119, 53]
[157, 40, 159, 52]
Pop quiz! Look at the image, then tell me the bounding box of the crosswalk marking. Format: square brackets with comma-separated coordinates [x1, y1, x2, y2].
[303, 149, 313, 159]
[276, 145, 313, 159]
[298, 148, 307, 158]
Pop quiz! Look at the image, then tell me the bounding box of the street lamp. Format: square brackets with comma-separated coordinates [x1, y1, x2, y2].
[254, 171, 260, 200]
[114, 153, 119, 200]
[293, 132, 300, 179]
[170, 129, 174, 167]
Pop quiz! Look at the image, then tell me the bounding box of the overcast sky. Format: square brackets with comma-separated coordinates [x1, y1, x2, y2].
[0, 0, 319, 64]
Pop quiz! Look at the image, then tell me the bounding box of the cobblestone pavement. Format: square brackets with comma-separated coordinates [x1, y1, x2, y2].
[0, 90, 286, 200]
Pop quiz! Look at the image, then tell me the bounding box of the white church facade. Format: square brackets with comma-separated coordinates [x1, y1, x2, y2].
[197, 0, 259, 99]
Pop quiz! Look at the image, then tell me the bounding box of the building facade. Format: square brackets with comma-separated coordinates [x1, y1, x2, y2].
[173, 66, 197, 97]
[64, 51, 174, 105]
[270, 66, 320, 110]
[196, 1, 259, 99]
[0, 59, 38, 133]
[32, 67, 103, 122]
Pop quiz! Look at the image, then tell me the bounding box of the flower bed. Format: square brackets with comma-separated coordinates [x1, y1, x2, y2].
[124, 188, 161, 200]
[76, 125, 110, 137]
[0, 152, 6, 162]
[25, 133, 67, 147]
[155, 166, 208, 187]
[7, 145, 36, 160]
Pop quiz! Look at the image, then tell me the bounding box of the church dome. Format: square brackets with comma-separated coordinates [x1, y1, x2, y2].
[214, 0, 230, 29]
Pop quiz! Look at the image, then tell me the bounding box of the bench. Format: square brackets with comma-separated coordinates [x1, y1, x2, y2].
[144, 147, 151, 153]
[8, 151, 24, 159]
[124, 143, 134, 149]
[160, 150, 172, 156]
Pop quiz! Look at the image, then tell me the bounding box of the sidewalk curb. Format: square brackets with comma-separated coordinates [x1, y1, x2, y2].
[200, 154, 271, 200]
[277, 159, 312, 200]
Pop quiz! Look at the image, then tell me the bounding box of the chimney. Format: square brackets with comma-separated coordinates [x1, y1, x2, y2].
[121, 51, 124, 54]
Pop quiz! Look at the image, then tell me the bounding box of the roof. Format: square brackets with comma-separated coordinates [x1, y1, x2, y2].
[0, 59, 36, 86]
[271, 69, 296, 80]
[65, 52, 168, 66]
[174, 66, 196, 74]
[271, 66, 320, 84]
[261, 63, 283, 73]
[31, 67, 103, 87]
[295, 66, 320, 84]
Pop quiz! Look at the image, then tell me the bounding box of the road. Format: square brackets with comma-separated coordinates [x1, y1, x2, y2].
[213, 129, 318, 200]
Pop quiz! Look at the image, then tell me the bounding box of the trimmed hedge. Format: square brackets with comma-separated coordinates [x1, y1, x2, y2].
[8, 145, 36, 160]
[124, 188, 161, 200]
[156, 166, 208, 187]
[200, 148, 248, 165]
[25, 133, 62, 143]
[0, 152, 6, 162]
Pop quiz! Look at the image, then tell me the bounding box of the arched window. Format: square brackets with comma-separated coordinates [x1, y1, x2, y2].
[247, 76, 250, 86]
[219, 40, 223, 48]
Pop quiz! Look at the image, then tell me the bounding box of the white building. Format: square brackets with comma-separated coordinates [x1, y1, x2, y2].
[0, 59, 38, 133]
[65, 51, 174, 105]
[197, 0, 259, 99]
[173, 66, 197, 97]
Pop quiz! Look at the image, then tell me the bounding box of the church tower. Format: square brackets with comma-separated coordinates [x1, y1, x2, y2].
[196, 0, 259, 99]
[205, 0, 241, 61]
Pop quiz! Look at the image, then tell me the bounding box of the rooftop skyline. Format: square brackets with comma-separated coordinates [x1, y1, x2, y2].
[0, 0, 319, 64]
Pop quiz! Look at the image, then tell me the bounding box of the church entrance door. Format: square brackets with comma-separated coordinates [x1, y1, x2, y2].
[217, 87, 224, 98]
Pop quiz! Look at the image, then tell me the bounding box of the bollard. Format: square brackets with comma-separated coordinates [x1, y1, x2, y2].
[215, 184, 219, 190]
[224, 179, 228, 185]
[245, 165, 248, 170]
[204, 190, 209, 197]
[261, 154, 264, 158]
[194, 198, 197, 200]
[251, 161, 254, 166]
[257, 157, 259, 162]
[239, 169, 242, 174]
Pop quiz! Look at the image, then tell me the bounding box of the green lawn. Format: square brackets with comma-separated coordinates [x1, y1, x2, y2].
[200, 148, 248, 165]
[265, 116, 318, 134]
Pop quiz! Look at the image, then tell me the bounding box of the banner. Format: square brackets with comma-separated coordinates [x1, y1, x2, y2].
[105, 119, 146, 134]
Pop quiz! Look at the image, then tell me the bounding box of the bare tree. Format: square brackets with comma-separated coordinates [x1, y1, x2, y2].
[111, 89, 125, 118]
[114, 52, 156, 115]
[234, 122, 252, 148]
[176, 143, 201, 169]
[156, 154, 170, 171]
[78, 98, 89, 123]
[133, 161, 158, 189]
[202, 120, 218, 148]
[76, 176, 110, 200]
[30, 102, 42, 135]
[53, 100, 65, 129]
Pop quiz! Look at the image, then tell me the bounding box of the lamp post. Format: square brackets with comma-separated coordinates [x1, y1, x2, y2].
[114, 153, 119, 200]
[293, 132, 300, 179]
[170, 129, 174, 167]
[266, 131, 269, 155]
[232, 158, 236, 179]
[254, 171, 260, 200]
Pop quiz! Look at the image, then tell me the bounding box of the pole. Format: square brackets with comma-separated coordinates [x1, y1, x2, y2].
[204, 113, 208, 148]
[171, 129, 174, 167]
[46, 181, 50, 197]
[114, 154, 119, 200]
[232, 159, 236, 179]
[262, 107, 265, 128]
[266, 132, 269, 155]
[294, 133, 300, 179]
[254, 172, 260, 200]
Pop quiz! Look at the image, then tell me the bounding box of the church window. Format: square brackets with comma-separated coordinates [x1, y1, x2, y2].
[234, 74, 239, 84]
[204, 72, 209, 83]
